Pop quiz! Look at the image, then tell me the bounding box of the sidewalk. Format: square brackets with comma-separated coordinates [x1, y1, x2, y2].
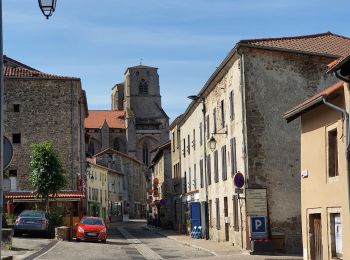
[145, 225, 303, 260]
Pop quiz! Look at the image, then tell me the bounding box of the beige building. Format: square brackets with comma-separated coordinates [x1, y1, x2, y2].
[171, 32, 350, 253]
[86, 162, 109, 220]
[284, 53, 350, 259]
[149, 141, 172, 228]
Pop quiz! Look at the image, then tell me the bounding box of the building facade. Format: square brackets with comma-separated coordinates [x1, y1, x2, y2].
[149, 141, 173, 228]
[3, 56, 88, 216]
[171, 32, 350, 253]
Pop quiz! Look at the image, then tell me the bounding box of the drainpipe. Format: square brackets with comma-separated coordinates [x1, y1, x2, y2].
[322, 97, 350, 212]
[237, 49, 248, 249]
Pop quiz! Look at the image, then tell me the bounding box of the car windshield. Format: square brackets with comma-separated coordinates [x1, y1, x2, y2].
[20, 211, 44, 218]
[80, 218, 103, 225]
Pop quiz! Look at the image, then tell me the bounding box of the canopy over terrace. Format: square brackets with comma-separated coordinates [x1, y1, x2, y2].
[4, 191, 85, 226]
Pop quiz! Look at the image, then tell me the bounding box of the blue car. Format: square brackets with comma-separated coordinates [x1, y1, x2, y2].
[14, 210, 49, 236]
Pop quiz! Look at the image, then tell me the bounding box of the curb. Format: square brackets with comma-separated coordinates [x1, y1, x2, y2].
[22, 240, 59, 260]
[145, 226, 218, 256]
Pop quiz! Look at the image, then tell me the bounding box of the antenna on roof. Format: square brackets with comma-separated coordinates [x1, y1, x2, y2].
[140, 58, 143, 65]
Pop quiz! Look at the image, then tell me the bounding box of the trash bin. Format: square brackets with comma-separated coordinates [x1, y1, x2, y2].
[55, 226, 72, 241]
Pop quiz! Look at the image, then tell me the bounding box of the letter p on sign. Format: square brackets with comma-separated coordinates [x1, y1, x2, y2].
[251, 216, 266, 233]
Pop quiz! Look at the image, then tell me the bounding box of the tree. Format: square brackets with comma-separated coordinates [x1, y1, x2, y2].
[29, 141, 67, 212]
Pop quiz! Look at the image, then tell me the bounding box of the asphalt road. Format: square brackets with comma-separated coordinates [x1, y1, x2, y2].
[35, 222, 214, 260]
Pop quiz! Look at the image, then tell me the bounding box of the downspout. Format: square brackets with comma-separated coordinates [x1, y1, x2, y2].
[237, 49, 248, 249]
[322, 97, 350, 211]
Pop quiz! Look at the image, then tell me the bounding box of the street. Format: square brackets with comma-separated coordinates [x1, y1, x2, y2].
[1, 221, 299, 260]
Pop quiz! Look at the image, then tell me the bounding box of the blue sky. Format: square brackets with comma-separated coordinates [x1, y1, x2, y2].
[3, 0, 349, 122]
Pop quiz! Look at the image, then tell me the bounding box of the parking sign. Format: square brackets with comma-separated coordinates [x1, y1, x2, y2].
[250, 216, 268, 239]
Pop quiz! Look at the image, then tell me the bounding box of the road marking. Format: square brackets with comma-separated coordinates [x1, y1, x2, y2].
[117, 227, 164, 260]
[31, 240, 61, 260]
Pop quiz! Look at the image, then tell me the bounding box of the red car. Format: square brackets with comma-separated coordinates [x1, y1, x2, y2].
[75, 217, 107, 243]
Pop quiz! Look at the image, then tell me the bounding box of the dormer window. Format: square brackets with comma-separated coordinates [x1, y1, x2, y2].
[139, 79, 148, 95]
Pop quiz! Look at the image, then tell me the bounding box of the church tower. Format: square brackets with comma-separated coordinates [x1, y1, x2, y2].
[122, 65, 169, 165]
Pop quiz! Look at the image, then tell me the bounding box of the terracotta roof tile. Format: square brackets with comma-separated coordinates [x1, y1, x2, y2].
[85, 110, 125, 129]
[240, 32, 350, 57]
[284, 81, 344, 122]
[5, 191, 84, 199]
[4, 66, 79, 80]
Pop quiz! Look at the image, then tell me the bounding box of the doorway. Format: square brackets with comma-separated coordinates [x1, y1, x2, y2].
[224, 197, 229, 241]
[309, 213, 323, 260]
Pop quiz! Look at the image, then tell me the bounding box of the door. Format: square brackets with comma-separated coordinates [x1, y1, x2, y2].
[309, 213, 323, 260]
[224, 197, 229, 241]
[190, 202, 201, 231]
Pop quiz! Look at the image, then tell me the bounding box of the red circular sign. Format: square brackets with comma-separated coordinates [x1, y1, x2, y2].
[233, 171, 245, 188]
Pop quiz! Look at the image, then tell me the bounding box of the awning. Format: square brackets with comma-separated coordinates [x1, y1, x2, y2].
[5, 191, 84, 202]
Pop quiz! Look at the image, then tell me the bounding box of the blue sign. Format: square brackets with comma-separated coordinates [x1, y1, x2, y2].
[233, 172, 245, 188]
[250, 216, 268, 239]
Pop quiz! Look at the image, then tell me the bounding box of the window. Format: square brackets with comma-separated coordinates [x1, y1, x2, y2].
[188, 168, 191, 191]
[184, 172, 187, 193]
[216, 198, 220, 230]
[13, 104, 20, 112]
[88, 142, 95, 156]
[199, 123, 203, 146]
[143, 142, 149, 165]
[12, 133, 21, 144]
[192, 129, 196, 150]
[89, 187, 91, 200]
[229, 91, 234, 121]
[209, 200, 212, 227]
[113, 138, 120, 151]
[230, 138, 237, 176]
[330, 213, 342, 258]
[172, 132, 175, 152]
[221, 145, 227, 181]
[221, 100, 225, 128]
[9, 170, 17, 177]
[233, 195, 239, 231]
[200, 159, 204, 188]
[183, 139, 186, 157]
[206, 115, 210, 139]
[193, 164, 197, 189]
[328, 128, 338, 177]
[214, 150, 219, 183]
[187, 135, 190, 154]
[213, 108, 217, 133]
[207, 154, 212, 185]
[139, 79, 148, 94]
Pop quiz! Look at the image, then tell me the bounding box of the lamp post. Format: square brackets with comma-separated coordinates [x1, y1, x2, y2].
[0, 1, 57, 257]
[187, 95, 209, 240]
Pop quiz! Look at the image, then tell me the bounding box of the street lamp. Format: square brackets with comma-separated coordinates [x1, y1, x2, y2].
[208, 130, 228, 152]
[187, 94, 209, 240]
[38, 0, 57, 19]
[0, 2, 57, 257]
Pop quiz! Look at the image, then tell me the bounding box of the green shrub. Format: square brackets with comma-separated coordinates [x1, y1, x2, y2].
[46, 207, 64, 228]
[4, 213, 15, 225]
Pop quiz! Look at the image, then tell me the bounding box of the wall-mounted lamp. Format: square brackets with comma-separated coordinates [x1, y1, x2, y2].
[85, 164, 94, 182]
[208, 129, 228, 152]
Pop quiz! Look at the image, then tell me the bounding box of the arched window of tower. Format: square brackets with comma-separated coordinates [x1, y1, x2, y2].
[88, 142, 95, 156]
[139, 79, 148, 95]
[113, 138, 120, 151]
[143, 142, 149, 165]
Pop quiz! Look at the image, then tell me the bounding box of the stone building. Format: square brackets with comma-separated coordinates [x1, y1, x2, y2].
[93, 148, 147, 219]
[171, 32, 350, 253]
[149, 141, 173, 228]
[85, 64, 169, 219]
[3, 56, 88, 216]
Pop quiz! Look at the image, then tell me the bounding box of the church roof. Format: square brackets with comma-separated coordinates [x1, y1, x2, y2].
[128, 64, 158, 70]
[85, 110, 125, 129]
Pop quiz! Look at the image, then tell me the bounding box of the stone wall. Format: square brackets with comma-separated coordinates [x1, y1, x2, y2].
[5, 78, 86, 191]
[242, 47, 337, 253]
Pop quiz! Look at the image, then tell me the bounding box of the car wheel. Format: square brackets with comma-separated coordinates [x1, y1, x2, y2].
[101, 239, 107, 243]
[76, 238, 81, 242]
[14, 230, 21, 237]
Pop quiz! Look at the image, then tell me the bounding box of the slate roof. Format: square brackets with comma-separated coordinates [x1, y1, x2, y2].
[240, 32, 350, 58]
[85, 110, 125, 129]
[284, 81, 344, 122]
[94, 148, 144, 165]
